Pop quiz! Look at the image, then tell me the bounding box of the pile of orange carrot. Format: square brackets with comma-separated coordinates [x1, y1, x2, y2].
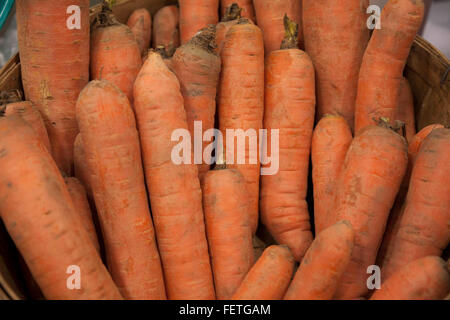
[0, 0, 448, 301]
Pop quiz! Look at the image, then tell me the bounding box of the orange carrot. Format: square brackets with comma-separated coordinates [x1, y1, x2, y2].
[285, 221, 355, 300]
[260, 17, 314, 261]
[16, 0, 90, 174]
[396, 77, 416, 143]
[203, 165, 254, 299]
[220, 0, 255, 21]
[90, 3, 142, 103]
[0, 115, 121, 300]
[64, 177, 100, 253]
[312, 115, 353, 235]
[134, 52, 215, 300]
[3, 101, 51, 153]
[303, 0, 370, 130]
[232, 245, 295, 300]
[377, 123, 444, 266]
[354, 0, 425, 134]
[371, 256, 450, 300]
[76, 80, 166, 300]
[73, 134, 93, 199]
[332, 121, 408, 299]
[152, 5, 180, 57]
[216, 3, 242, 55]
[380, 128, 450, 280]
[179, 0, 219, 44]
[171, 27, 221, 181]
[219, 19, 264, 234]
[127, 8, 152, 57]
[253, 0, 302, 53]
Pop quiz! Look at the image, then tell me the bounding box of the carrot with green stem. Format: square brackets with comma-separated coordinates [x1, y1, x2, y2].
[285, 221, 355, 300]
[152, 5, 180, 58]
[219, 19, 265, 234]
[90, 3, 142, 103]
[134, 52, 215, 300]
[203, 163, 254, 299]
[179, 0, 219, 44]
[253, 0, 302, 53]
[172, 26, 221, 181]
[312, 115, 353, 235]
[76, 80, 166, 300]
[127, 8, 152, 57]
[232, 245, 295, 300]
[220, 0, 255, 22]
[0, 115, 121, 300]
[380, 128, 450, 280]
[371, 256, 450, 300]
[354, 0, 425, 134]
[216, 4, 242, 54]
[260, 17, 315, 261]
[303, 0, 370, 130]
[16, 0, 90, 174]
[332, 120, 408, 299]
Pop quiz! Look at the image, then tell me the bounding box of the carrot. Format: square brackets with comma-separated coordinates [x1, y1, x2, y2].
[203, 164, 254, 299]
[216, 3, 242, 55]
[253, 0, 302, 53]
[133, 52, 215, 300]
[73, 134, 93, 199]
[179, 0, 219, 44]
[90, 3, 142, 103]
[260, 17, 314, 261]
[377, 123, 444, 266]
[3, 101, 51, 153]
[371, 256, 450, 300]
[332, 121, 408, 299]
[380, 128, 450, 281]
[220, 0, 255, 22]
[303, 0, 370, 130]
[76, 80, 166, 300]
[312, 115, 353, 235]
[285, 221, 355, 300]
[152, 5, 180, 57]
[218, 19, 264, 234]
[171, 26, 221, 181]
[232, 245, 295, 300]
[396, 77, 416, 143]
[0, 115, 121, 300]
[354, 0, 425, 134]
[127, 8, 152, 57]
[64, 177, 100, 253]
[16, 0, 90, 174]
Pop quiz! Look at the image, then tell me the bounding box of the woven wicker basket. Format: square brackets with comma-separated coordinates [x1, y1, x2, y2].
[0, 0, 448, 300]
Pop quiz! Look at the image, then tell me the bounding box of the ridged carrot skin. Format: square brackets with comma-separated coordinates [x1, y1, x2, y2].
[303, 0, 369, 130]
[4, 101, 51, 153]
[371, 256, 450, 300]
[172, 27, 221, 181]
[0, 116, 121, 300]
[253, 0, 302, 53]
[220, 0, 255, 21]
[284, 221, 355, 300]
[127, 8, 152, 57]
[16, 0, 90, 174]
[218, 20, 264, 234]
[90, 6, 142, 103]
[153, 5, 180, 57]
[134, 52, 215, 300]
[332, 124, 408, 299]
[260, 44, 315, 261]
[396, 77, 416, 143]
[65, 177, 100, 253]
[76, 80, 166, 300]
[312, 115, 353, 235]
[73, 134, 93, 199]
[179, 0, 219, 44]
[232, 245, 295, 300]
[380, 128, 450, 280]
[203, 167, 254, 300]
[354, 0, 424, 134]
